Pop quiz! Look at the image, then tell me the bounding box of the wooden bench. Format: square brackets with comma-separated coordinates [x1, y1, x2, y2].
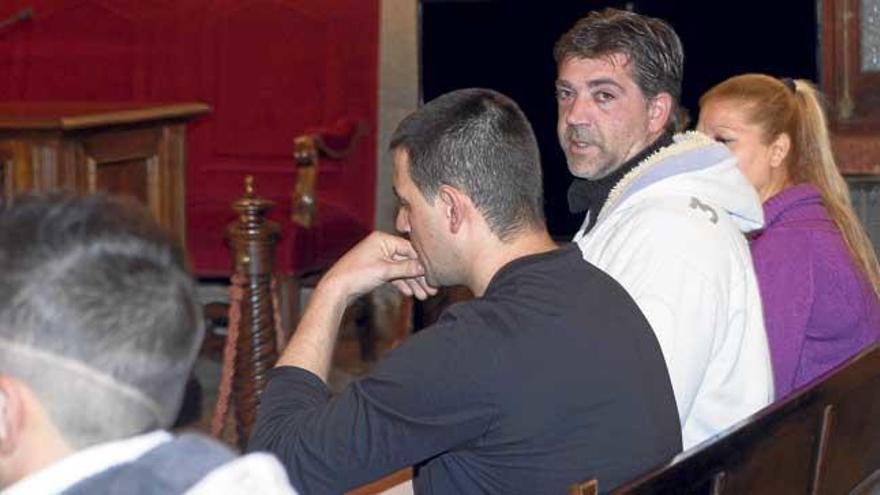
[573, 344, 880, 494]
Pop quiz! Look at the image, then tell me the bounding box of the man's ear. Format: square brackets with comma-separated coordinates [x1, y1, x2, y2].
[769, 132, 792, 169]
[647, 92, 673, 134]
[437, 185, 468, 234]
[0, 376, 23, 456]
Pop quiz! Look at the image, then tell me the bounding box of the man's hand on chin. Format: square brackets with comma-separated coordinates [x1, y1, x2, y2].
[277, 231, 437, 378]
[321, 231, 438, 306]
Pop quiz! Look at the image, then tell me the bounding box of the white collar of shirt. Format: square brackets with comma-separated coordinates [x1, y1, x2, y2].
[1, 430, 172, 495]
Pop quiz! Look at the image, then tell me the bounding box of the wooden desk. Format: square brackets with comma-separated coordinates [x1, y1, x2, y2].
[0, 102, 209, 243]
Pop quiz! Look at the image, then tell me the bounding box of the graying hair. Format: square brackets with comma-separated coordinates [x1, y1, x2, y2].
[0, 194, 203, 448]
[554, 8, 684, 130]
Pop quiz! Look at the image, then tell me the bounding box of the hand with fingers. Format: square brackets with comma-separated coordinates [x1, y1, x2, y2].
[278, 231, 439, 378]
[322, 231, 438, 305]
[389, 251, 437, 301]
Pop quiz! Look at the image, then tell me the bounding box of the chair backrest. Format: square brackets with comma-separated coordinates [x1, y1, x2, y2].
[568, 478, 598, 495]
[608, 344, 880, 495]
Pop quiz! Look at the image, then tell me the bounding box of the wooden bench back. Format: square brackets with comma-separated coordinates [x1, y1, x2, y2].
[600, 344, 880, 494]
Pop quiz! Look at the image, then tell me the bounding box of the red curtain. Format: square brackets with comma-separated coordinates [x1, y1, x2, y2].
[0, 0, 379, 275]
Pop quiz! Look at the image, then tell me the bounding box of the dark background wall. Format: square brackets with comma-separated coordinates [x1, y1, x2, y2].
[421, 0, 818, 236]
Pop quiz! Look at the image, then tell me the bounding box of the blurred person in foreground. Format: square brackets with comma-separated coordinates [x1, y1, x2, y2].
[0, 194, 295, 495]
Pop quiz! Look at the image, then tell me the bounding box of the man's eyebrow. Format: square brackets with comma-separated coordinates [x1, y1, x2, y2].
[586, 78, 626, 92]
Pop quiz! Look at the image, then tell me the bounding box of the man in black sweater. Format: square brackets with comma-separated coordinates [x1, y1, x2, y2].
[247, 88, 681, 494]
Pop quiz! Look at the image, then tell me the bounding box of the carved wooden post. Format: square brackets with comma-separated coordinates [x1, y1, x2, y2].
[226, 176, 280, 446]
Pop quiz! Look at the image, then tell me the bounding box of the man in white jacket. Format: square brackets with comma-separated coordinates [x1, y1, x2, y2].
[554, 8, 773, 449]
[0, 194, 295, 494]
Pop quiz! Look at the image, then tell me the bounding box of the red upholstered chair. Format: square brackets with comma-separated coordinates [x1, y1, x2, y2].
[189, 118, 370, 278]
[268, 119, 372, 333]
[189, 117, 370, 324]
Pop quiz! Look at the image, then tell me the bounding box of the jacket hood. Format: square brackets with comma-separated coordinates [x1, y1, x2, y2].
[599, 131, 764, 233]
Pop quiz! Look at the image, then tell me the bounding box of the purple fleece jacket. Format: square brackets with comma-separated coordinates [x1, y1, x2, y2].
[750, 184, 880, 399]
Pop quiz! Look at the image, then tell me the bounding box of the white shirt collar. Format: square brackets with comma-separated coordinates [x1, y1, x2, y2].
[2, 430, 172, 495]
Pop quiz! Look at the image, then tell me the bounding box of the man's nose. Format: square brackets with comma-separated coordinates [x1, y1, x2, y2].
[395, 209, 410, 234]
[566, 94, 594, 126]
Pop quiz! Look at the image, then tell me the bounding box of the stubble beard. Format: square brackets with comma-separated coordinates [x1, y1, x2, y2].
[563, 125, 621, 180]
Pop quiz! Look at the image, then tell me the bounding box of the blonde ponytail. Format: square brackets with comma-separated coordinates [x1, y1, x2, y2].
[792, 80, 880, 299]
[701, 74, 880, 299]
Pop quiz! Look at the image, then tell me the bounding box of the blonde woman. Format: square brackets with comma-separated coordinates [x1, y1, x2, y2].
[698, 74, 880, 399]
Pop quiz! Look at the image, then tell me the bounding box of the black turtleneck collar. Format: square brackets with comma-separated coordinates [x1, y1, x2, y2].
[567, 131, 674, 233]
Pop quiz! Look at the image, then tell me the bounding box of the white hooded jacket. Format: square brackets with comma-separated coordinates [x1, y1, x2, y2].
[573, 132, 774, 449]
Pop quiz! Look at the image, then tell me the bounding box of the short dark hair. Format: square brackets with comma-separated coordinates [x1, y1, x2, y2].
[554, 8, 683, 128]
[390, 88, 545, 241]
[0, 193, 202, 448]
